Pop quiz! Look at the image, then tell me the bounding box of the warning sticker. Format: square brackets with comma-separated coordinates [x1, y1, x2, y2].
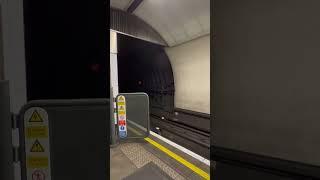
[119, 131, 127, 138]
[32, 170, 45, 180]
[117, 95, 127, 138]
[30, 139, 45, 153]
[26, 126, 48, 138]
[118, 111, 126, 115]
[118, 105, 125, 111]
[118, 96, 125, 102]
[117, 102, 125, 106]
[24, 107, 51, 180]
[29, 110, 44, 123]
[118, 120, 126, 126]
[27, 156, 49, 168]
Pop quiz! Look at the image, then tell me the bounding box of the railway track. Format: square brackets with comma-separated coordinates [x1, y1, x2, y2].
[150, 110, 210, 159]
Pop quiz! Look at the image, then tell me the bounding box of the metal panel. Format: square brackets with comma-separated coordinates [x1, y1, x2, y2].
[0, 81, 14, 180]
[116, 93, 149, 139]
[19, 99, 109, 180]
[0, 6, 4, 80]
[110, 8, 167, 46]
[213, 0, 320, 173]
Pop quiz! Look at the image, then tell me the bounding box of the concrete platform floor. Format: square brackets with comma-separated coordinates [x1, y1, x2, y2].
[110, 135, 210, 180]
[110, 145, 137, 179]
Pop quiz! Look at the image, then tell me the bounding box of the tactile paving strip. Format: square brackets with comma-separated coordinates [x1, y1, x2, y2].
[120, 143, 185, 180]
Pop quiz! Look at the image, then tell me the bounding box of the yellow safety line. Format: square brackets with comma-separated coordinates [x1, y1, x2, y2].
[126, 125, 210, 179]
[144, 137, 210, 180]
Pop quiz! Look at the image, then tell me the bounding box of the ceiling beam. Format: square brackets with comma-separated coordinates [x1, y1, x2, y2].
[127, 0, 143, 13]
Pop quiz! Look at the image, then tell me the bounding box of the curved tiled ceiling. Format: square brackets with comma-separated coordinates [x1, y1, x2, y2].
[110, 0, 133, 11]
[110, 0, 210, 47]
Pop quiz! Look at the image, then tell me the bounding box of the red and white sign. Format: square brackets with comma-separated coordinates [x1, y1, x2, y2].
[118, 120, 126, 126]
[32, 170, 45, 180]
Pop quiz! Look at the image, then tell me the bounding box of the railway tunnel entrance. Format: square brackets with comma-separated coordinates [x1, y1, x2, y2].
[117, 34, 175, 132]
[112, 33, 211, 179]
[115, 33, 210, 159]
[111, 1, 211, 158]
[1, 0, 211, 179]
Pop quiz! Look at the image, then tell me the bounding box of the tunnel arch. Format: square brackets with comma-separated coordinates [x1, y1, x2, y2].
[110, 6, 210, 158]
[110, 8, 176, 117]
[110, 8, 167, 46]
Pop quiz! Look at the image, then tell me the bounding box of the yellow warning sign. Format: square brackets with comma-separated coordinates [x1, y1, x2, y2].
[118, 111, 125, 115]
[117, 102, 125, 106]
[27, 156, 48, 168]
[30, 139, 45, 152]
[119, 105, 125, 111]
[26, 126, 48, 138]
[29, 110, 43, 123]
[118, 96, 124, 101]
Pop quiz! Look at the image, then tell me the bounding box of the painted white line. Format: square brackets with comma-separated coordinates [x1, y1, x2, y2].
[126, 119, 210, 166]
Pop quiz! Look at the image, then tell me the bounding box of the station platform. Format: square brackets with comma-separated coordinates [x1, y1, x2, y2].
[110, 132, 210, 180]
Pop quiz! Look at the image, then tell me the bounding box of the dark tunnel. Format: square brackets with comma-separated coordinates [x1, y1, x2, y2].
[117, 34, 175, 128]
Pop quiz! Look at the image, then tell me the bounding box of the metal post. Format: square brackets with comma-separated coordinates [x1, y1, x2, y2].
[110, 87, 117, 145]
[0, 5, 4, 80]
[0, 81, 14, 180]
[110, 30, 119, 146]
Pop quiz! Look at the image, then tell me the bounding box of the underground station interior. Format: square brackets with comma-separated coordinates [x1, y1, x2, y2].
[3, 0, 320, 180]
[1, 0, 211, 179]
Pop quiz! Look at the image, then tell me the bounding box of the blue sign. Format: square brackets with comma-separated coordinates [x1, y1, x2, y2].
[119, 131, 127, 138]
[120, 126, 125, 131]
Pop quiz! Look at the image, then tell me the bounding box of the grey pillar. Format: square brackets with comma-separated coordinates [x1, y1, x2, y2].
[0, 81, 13, 180]
[110, 30, 118, 146]
[0, 5, 4, 80]
[110, 87, 117, 145]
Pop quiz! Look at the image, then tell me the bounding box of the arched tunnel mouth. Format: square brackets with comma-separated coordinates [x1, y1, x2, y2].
[117, 34, 175, 132]
[117, 34, 210, 158]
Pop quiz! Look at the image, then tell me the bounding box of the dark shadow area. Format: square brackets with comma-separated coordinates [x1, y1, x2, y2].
[117, 34, 175, 118]
[213, 0, 320, 179]
[24, 0, 109, 100]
